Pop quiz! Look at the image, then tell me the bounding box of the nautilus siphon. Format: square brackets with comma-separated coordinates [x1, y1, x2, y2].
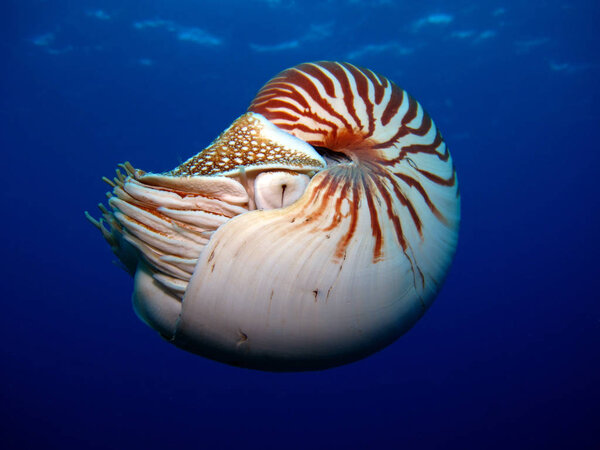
[87, 61, 460, 371]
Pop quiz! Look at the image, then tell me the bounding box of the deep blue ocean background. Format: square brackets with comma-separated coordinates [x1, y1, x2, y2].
[2, 1, 599, 448]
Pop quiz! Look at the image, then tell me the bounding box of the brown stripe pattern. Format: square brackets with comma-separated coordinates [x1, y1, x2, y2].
[249, 61, 459, 265]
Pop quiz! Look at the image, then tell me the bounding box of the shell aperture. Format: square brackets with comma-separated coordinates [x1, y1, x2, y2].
[87, 61, 460, 371]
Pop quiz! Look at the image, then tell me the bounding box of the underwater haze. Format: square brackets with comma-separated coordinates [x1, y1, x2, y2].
[1, 0, 599, 448]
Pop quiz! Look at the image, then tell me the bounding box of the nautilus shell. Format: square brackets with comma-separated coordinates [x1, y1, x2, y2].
[87, 61, 460, 371]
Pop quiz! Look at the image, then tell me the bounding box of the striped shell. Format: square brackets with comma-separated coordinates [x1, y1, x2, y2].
[87, 61, 460, 371]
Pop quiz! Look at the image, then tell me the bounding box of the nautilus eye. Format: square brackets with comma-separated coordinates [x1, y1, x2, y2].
[254, 171, 311, 210]
[87, 61, 460, 371]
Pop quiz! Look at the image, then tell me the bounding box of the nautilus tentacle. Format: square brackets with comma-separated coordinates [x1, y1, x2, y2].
[87, 61, 459, 371]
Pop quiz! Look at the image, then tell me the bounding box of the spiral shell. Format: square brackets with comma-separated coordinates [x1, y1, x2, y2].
[87, 61, 460, 371]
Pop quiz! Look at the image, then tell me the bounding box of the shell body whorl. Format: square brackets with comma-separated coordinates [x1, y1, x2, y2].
[88, 61, 460, 371]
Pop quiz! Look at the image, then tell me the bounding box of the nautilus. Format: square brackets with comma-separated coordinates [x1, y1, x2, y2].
[87, 61, 460, 371]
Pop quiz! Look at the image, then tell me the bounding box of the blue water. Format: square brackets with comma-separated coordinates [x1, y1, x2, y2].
[2, 0, 599, 448]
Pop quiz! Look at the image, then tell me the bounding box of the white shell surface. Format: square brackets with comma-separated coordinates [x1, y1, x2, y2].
[173, 164, 458, 370]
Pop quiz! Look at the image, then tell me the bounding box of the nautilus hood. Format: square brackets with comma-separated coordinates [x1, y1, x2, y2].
[87, 61, 460, 371]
